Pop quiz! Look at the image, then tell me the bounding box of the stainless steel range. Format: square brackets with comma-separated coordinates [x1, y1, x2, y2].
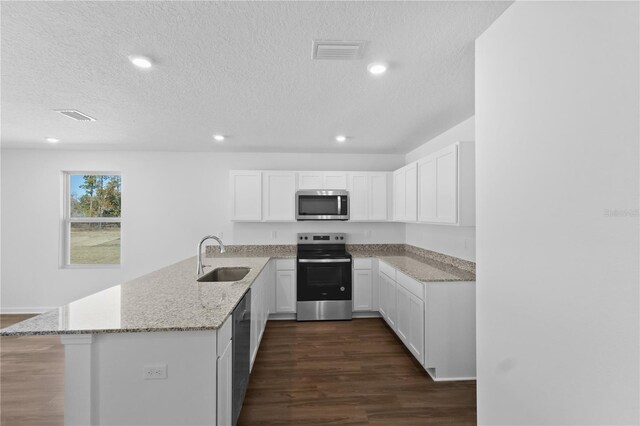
[296, 233, 352, 321]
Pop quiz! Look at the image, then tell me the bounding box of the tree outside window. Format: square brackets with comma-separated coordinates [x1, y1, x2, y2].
[64, 173, 121, 266]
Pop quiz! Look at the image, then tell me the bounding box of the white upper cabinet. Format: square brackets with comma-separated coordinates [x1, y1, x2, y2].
[369, 173, 388, 221]
[393, 163, 417, 222]
[263, 171, 297, 221]
[297, 172, 323, 190]
[417, 141, 475, 226]
[230, 171, 262, 221]
[323, 172, 347, 190]
[348, 172, 388, 221]
[231, 170, 387, 222]
[297, 171, 347, 190]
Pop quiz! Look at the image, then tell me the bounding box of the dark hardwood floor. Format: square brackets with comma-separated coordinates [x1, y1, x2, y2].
[0, 315, 476, 425]
[0, 314, 64, 426]
[238, 319, 476, 425]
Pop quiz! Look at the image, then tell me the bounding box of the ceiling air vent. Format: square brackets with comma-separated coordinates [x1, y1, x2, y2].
[312, 40, 366, 60]
[55, 110, 96, 121]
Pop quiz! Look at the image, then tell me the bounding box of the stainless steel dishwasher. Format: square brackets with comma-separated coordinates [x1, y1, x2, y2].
[232, 289, 251, 425]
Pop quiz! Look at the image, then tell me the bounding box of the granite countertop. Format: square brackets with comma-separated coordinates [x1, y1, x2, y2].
[348, 244, 476, 282]
[0, 256, 270, 336]
[378, 255, 475, 282]
[1, 244, 474, 337]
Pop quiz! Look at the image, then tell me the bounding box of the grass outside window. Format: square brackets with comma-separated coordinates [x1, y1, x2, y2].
[64, 173, 121, 267]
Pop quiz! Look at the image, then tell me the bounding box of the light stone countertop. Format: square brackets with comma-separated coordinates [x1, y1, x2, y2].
[378, 255, 475, 282]
[0, 256, 270, 336]
[1, 244, 474, 337]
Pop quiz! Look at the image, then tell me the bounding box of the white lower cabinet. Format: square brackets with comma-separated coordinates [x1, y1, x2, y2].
[275, 259, 296, 313]
[395, 284, 411, 342]
[353, 269, 373, 311]
[379, 271, 398, 331]
[352, 258, 375, 312]
[407, 294, 425, 364]
[216, 316, 233, 426]
[377, 260, 473, 379]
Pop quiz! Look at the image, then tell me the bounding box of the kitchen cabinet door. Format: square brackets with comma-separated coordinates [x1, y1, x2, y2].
[250, 274, 261, 369]
[378, 272, 388, 320]
[353, 269, 373, 311]
[276, 270, 296, 313]
[396, 284, 411, 343]
[266, 260, 276, 315]
[324, 172, 347, 190]
[369, 173, 388, 221]
[230, 171, 262, 221]
[417, 142, 476, 226]
[408, 293, 425, 364]
[216, 338, 232, 426]
[404, 163, 418, 222]
[386, 279, 398, 331]
[263, 172, 296, 221]
[435, 145, 458, 224]
[348, 173, 369, 221]
[393, 169, 405, 221]
[418, 156, 437, 222]
[297, 172, 323, 190]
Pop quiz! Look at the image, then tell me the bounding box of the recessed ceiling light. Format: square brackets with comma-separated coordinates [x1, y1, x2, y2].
[367, 62, 388, 75]
[213, 134, 225, 142]
[335, 135, 347, 143]
[45, 137, 59, 143]
[128, 55, 153, 69]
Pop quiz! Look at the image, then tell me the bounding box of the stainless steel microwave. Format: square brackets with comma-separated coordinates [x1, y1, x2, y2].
[296, 190, 349, 221]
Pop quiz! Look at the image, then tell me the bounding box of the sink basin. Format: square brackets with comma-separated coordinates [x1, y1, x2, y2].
[197, 267, 251, 283]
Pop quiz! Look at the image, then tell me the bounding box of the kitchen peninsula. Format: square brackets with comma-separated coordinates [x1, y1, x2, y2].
[1, 245, 475, 425]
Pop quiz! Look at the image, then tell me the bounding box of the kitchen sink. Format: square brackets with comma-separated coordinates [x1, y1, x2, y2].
[197, 267, 251, 283]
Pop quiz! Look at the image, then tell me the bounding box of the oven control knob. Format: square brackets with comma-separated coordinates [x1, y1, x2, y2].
[335, 236, 338, 240]
[299, 236, 303, 240]
[340, 236, 344, 240]
[340, 286, 345, 291]
[305, 236, 308, 240]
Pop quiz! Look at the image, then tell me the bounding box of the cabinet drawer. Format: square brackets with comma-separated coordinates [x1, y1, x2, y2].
[217, 315, 232, 356]
[378, 260, 396, 281]
[276, 259, 295, 271]
[353, 258, 373, 270]
[396, 270, 424, 300]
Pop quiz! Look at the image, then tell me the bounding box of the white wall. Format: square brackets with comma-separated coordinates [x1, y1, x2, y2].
[404, 116, 476, 261]
[0, 149, 405, 311]
[476, 2, 639, 424]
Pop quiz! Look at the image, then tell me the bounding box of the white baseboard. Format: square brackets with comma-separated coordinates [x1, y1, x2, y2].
[352, 311, 382, 318]
[1, 307, 56, 314]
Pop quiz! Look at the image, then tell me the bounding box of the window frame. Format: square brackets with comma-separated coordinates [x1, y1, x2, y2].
[61, 171, 122, 269]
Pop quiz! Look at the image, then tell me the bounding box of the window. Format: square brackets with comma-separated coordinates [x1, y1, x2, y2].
[63, 172, 121, 267]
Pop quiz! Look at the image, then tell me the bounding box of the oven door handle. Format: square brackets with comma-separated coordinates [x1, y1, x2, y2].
[298, 258, 352, 264]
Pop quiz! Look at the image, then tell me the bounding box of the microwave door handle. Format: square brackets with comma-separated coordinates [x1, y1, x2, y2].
[337, 196, 341, 215]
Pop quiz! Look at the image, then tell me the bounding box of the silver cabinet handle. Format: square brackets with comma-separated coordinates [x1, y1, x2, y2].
[298, 258, 351, 263]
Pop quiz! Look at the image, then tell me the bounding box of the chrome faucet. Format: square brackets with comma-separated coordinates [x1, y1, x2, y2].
[196, 235, 226, 276]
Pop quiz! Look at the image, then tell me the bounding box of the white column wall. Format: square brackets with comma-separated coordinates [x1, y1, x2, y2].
[476, 1, 639, 424]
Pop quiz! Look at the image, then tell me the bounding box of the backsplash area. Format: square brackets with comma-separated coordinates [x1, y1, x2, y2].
[206, 243, 475, 274]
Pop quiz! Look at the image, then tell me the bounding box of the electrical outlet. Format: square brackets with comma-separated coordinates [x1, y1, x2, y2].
[365, 230, 372, 238]
[143, 364, 167, 380]
[271, 230, 277, 239]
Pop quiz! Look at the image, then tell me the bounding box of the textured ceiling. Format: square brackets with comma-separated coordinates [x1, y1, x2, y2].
[1, 1, 511, 153]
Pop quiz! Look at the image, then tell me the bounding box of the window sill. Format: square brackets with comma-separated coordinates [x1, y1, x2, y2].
[60, 264, 121, 270]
